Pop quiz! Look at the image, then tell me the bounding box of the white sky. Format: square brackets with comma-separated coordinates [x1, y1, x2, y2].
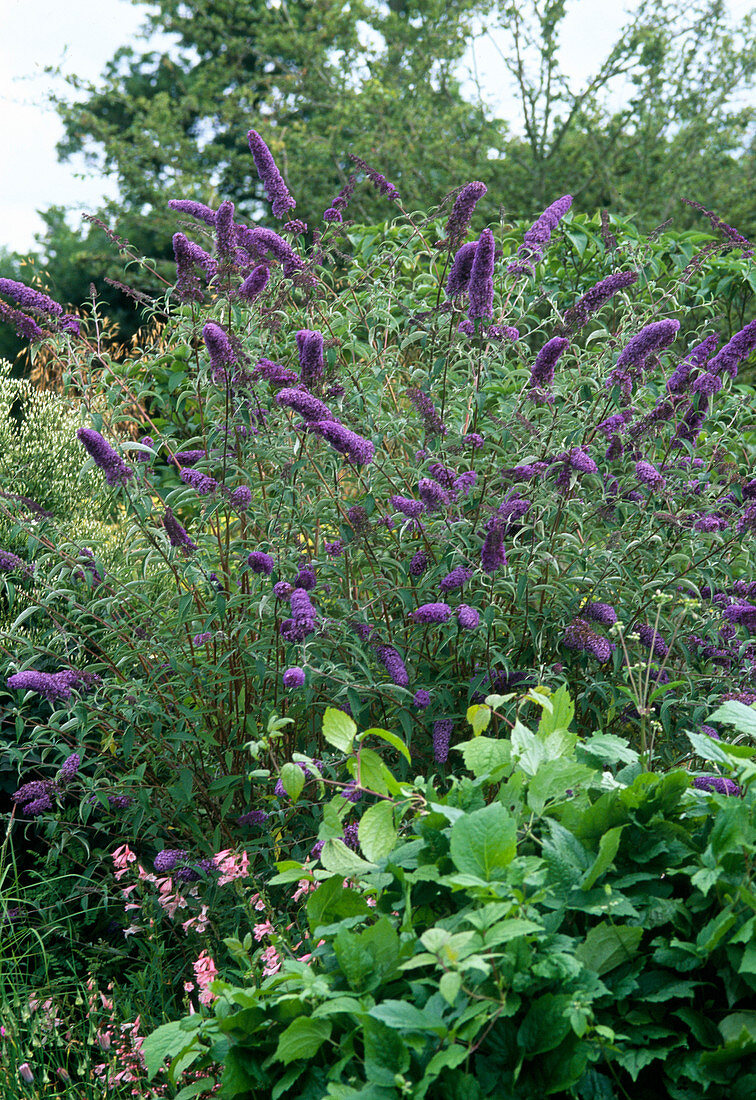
[0, 0, 752, 254]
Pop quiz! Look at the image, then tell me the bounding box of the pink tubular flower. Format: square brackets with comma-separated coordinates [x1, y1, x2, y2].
[253, 919, 275, 941]
[261, 944, 282, 976]
[193, 951, 219, 1005]
[214, 848, 251, 886]
[112, 844, 137, 880]
[292, 879, 318, 903]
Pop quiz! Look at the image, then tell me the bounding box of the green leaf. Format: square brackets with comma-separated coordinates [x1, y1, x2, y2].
[575, 922, 643, 975]
[361, 726, 411, 763]
[709, 700, 756, 740]
[323, 707, 357, 753]
[358, 801, 398, 863]
[320, 838, 378, 877]
[306, 875, 370, 933]
[439, 971, 462, 1005]
[580, 826, 624, 890]
[143, 1021, 188, 1080]
[454, 736, 511, 778]
[369, 1000, 446, 1035]
[466, 704, 492, 736]
[449, 803, 517, 881]
[280, 762, 306, 802]
[537, 684, 574, 736]
[577, 734, 638, 767]
[273, 1017, 332, 1066]
[528, 759, 594, 814]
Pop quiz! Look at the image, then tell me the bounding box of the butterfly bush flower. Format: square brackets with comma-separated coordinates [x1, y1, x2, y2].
[238, 810, 269, 826]
[507, 195, 573, 275]
[236, 225, 304, 276]
[390, 495, 424, 520]
[433, 720, 453, 764]
[418, 478, 449, 512]
[290, 588, 316, 634]
[0, 277, 63, 317]
[444, 181, 487, 251]
[172, 233, 217, 302]
[214, 199, 236, 263]
[296, 329, 325, 385]
[529, 336, 568, 392]
[692, 775, 742, 796]
[295, 566, 316, 590]
[564, 270, 639, 331]
[375, 645, 409, 686]
[445, 241, 478, 299]
[308, 420, 375, 465]
[248, 551, 274, 575]
[168, 198, 217, 226]
[481, 521, 507, 574]
[202, 322, 236, 379]
[563, 619, 613, 662]
[276, 388, 332, 422]
[407, 387, 446, 435]
[635, 460, 666, 491]
[585, 602, 617, 626]
[413, 689, 431, 708]
[7, 670, 73, 703]
[59, 753, 80, 783]
[273, 581, 293, 600]
[440, 566, 472, 593]
[348, 153, 400, 202]
[409, 550, 429, 577]
[467, 228, 495, 322]
[229, 486, 252, 511]
[637, 624, 669, 657]
[708, 318, 756, 380]
[247, 129, 296, 218]
[239, 264, 270, 302]
[0, 550, 33, 577]
[608, 319, 681, 397]
[283, 666, 306, 688]
[171, 449, 206, 467]
[412, 602, 452, 624]
[180, 468, 218, 495]
[457, 604, 480, 630]
[77, 428, 134, 487]
[253, 358, 298, 387]
[162, 507, 198, 553]
[13, 779, 56, 806]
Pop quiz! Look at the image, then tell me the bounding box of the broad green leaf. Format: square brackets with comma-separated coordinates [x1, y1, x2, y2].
[482, 918, 543, 947]
[361, 726, 411, 763]
[449, 803, 517, 881]
[528, 759, 593, 814]
[280, 762, 305, 802]
[708, 700, 756, 740]
[537, 684, 574, 736]
[575, 922, 643, 975]
[320, 838, 378, 877]
[439, 971, 462, 1005]
[454, 736, 511, 778]
[511, 720, 545, 776]
[466, 704, 492, 735]
[577, 734, 638, 767]
[358, 801, 398, 863]
[369, 1000, 446, 1035]
[580, 826, 624, 890]
[322, 707, 357, 753]
[143, 1021, 189, 1080]
[273, 1017, 332, 1065]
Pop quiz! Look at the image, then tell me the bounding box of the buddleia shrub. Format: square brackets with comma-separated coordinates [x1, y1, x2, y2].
[1, 134, 755, 913]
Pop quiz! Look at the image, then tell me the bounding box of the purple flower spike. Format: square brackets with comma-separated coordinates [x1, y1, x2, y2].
[635, 460, 666, 491]
[445, 181, 487, 251]
[276, 388, 332, 422]
[708, 318, 756, 381]
[169, 199, 217, 226]
[202, 322, 236, 378]
[457, 604, 480, 630]
[229, 486, 252, 511]
[238, 810, 270, 826]
[390, 495, 425, 520]
[692, 775, 742, 796]
[507, 195, 573, 276]
[481, 522, 507, 574]
[239, 265, 270, 302]
[348, 153, 400, 202]
[530, 336, 569, 391]
[296, 329, 325, 385]
[0, 550, 33, 578]
[172, 233, 217, 302]
[412, 602, 452, 624]
[418, 478, 450, 512]
[248, 551, 275, 575]
[409, 550, 429, 577]
[215, 199, 236, 262]
[375, 645, 409, 687]
[59, 753, 81, 783]
[283, 666, 306, 689]
[290, 588, 316, 635]
[7, 670, 73, 703]
[433, 719, 453, 764]
[254, 358, 299, 387]
[413, 689, 431, 708]
[247, 130, 296, 218]
[154, 849, 188, 874]
[407, 387, 446, 436]
[440, 566, 473, 593]
[236, 225, 304, 277]
[565, 270, 639, 331]
[0, 277, 63, 317]
[180, 468, 218, 495]
[162, 507, 198, 553]
[584, 602, 617, 626]
[467, 228, 495, 322]
[308, 420, 374, 466]
[77, 429, 133, 487]
[445, 241, 478, 299]
[637, 624, 669, 658]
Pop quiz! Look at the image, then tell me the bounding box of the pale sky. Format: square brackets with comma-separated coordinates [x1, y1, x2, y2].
[0, 0, 752, 254]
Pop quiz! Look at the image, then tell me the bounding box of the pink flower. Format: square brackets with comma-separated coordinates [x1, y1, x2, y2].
[260, 945, 282, 976]
[193, 951, 219, 1004]
[182, 905, 210, 935]
[253, 919, 275, 941]
[112, 844, 136, 880]
[292, 878, 318, 903]
[214, 848, 251, 886]
[249, 892, 267, 912]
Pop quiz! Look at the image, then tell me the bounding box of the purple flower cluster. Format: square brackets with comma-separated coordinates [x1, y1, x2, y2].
[0, 550, 33, 578]
[348, 154, 400, 202]
[238, 809, 270, 826]
[481, 521, 507, 574]
[277, 388, 332, 422]
[289, 587, 316, 636]
[433, 719, 453, 764]
[439, 565, 473, 592]
[707, 318, 756, 381]
[636, 624, 669, 658]
[635, 460, 665, 491]
[236, 225, 303, 277]
[467, 228, 495, 322]
[446, 241, 477, 299]
[407, 387, 446, 436]
[563, 619, 614, 662]
[692, 775, 742, 796]
[323, 174, 357, 222]
[59, 752, 80, 783]
[375, 645, 409, 687]
[418, 478, 450, 513]
[507, 195, 573, 275]
[202, 322, 237, 380]
[607, 319, 680, 397]
[295, 565, 317, 590]
[162, 507, 198, 553]
[444, 182, 487, 251]
[168, 199, 217, 226]
[283, 666, 306, 689]
[7, 669, 97, 704]
[0, 277, 63, 317]
[457, 604, 480, 630]
[296, 329, 325, 385]
[77, 428, 133, 487]
[390, 495, 424, 520]
[564, 270, 639, 331]
[248, 551, 275, 575]
[154, 849, 189, 873]
[529, 336, 568, 394]
[273, 581, 293, 599]
[308, 420, 375, 465]
[409, 550, 429, 577]
[180, 468, 218, 495]
[247, 130, 296, 218]
[412, 602, 452, 624]
[172, 233, 217, 302]
[239, 265, 270, 302]
[584, 602, 617, 626]
[413, 689, 431, 708]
